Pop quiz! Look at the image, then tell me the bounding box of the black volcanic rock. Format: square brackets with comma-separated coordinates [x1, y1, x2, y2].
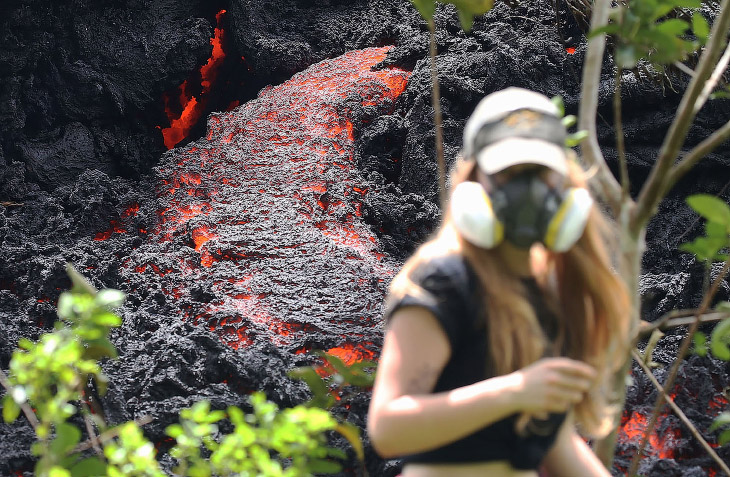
[0, 0, 215, 192]
[1, 1, 730, 475]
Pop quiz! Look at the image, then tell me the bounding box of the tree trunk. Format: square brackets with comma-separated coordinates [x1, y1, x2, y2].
[594, 200, 646, 467]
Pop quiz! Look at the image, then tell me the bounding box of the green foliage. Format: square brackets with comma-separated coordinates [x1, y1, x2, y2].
[589, 0, 706, 69]
[167, 394, 342, 477]
[709, 411, 730, 446]
[105, 422, 164, 477]
[680, 194, 730, 263]
[2, 265, 124, 475]
[410, 0, 494, 31]
[681, 196, 730, 363]
[289, 351, 377, 465]
[550, 96, 589, 148]
[2, 266, 358, 476]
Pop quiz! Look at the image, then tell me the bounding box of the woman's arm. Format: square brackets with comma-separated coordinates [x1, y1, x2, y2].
[541, 413, 611, 477]
[366, 307, 597, 458]
[366, 306, 522, 457]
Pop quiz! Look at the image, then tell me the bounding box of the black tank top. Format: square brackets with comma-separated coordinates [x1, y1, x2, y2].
[383, 254, 565, 470]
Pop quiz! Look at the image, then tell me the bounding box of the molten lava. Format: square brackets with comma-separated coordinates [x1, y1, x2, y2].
[109, 46, 410, 359]
[160, 10, 227, 149]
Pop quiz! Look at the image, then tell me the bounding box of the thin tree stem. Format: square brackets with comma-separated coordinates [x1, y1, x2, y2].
[82, 403, 103, 456]
[694, 40, 730, 115]
[639, 310, 730, 337]
[614, 66, 629, 199]
[578, 0, 622, 215]
[428, 19, 447, 208]
[0, 368, 39, 431]
[628, 257, 730, 475]
[631, 349, 730, 476]
[72, 415, 153, 454]
[663, 119, 730, 198]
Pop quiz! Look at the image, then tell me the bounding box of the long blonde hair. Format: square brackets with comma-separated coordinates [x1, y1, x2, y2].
[386, 156, 630, 438]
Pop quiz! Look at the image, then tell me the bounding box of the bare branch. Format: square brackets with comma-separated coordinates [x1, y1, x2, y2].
[639, 310, 730, 337]
[0, 369, 39, 431]
[614, 67, 630, 199]
[629, 257, 730, 475]
[694, 41, 730, 115]
[428, 19, 447, 208]
[672, 61, 696, 78]
[578, 0, 622, 215]
[631, 349, 730, 476]
[662, 119, 730, 198]
[632, 0, 730, 233]
[82, 405, 103, 456]
[72, 415, 154, 454]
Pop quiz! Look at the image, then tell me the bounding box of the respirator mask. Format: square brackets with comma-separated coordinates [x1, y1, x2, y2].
[452, 87, 593, 252]
[450, 170, 592, 252]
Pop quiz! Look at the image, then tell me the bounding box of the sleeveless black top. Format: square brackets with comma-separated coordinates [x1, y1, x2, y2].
[384, 254, 565, 470]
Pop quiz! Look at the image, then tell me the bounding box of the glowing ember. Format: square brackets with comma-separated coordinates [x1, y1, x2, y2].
[619, 409, 681, 460]
[326, 343, 377, 366]
[160, 10, 227, 149]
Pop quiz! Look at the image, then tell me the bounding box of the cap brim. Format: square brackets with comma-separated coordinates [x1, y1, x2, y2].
[475, 138, 568, 176]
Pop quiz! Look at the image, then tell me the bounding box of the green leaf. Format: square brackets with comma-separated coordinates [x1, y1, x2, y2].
[307, 459, 342, 474]
[720, 429, 730, 446]
[2, 394, 21, 423]
[288, 367, 329, 399]
[692, 12, 709, 44]
[318, 352, 349, 378]
[709, 411, 730, 432]
[565, 130, 589, 148]
[49, 467, 72, 477]
[655, 18, 690, 36]
[411, 0, 436, 20]
[561, 115, 577, 128]
[69, 457, 108, 477]
[687, 194, 730, 225]
[57, 294, 75, 320]
[96, 289, 126, 309]
[672, 0, 702, 8]
[91, 312, 123, 327]
[82, 338, 118, 360]
[50, 422, 82, 456]
[692, 332, 707, 357]
[709, 317, 730, 361]
[616, 45, 639, 69]
[336, 422, 364, 461]
[587, 24, 620, 39]
[447, 0, 494, 32]
[551, 96, 565, 117]
[66, 264, 97, 295]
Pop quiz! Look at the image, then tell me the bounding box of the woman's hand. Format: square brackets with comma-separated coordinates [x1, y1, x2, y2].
[509, 358, 596, 414]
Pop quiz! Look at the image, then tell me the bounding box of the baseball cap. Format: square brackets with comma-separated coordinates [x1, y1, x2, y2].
[462, 87, 569, 176]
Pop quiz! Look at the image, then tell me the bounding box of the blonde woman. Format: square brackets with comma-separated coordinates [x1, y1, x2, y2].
[367, 88, 630, 477]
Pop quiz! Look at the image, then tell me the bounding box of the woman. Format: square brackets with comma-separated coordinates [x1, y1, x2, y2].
[367, 87, 630, 476]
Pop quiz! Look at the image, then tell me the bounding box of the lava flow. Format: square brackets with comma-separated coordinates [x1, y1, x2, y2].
[117, 46, 409, 360]
[160, 10, 227, 149]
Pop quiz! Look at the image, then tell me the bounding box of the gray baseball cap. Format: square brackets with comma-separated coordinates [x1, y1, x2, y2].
[462, 87, 569, 176]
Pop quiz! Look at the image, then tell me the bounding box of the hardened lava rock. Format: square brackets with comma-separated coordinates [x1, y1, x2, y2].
[2, 1, 730, 475]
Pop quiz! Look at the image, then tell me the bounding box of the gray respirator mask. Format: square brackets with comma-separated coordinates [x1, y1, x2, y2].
[450, 170, 593, 252]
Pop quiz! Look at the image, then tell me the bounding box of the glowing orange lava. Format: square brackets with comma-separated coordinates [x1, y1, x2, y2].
[128, 46, 409, 352]
[161, 10, 227, 149]
[619, 410, 680, 460]
[326, 343, 377, 366]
